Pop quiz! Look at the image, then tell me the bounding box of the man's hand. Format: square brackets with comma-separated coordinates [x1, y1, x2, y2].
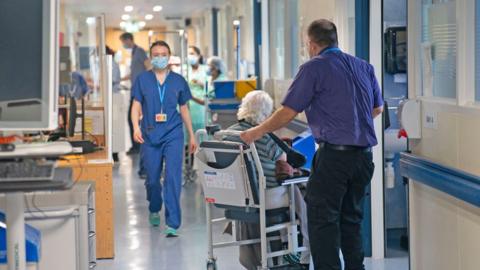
[189, 137, 198, 154]
[240, 127, 264, 145]
[133, 128, 144, 144]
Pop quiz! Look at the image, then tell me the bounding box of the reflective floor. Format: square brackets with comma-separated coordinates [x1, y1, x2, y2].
[96, 154, 409, 270]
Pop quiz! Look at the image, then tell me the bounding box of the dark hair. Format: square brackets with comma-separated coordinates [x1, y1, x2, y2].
[307, 19, 338, 47]
[106, 46, 115, 56]
[150, 40, 171, 55]
[120, 32, 134, 41]
[189, 46, 204, 64]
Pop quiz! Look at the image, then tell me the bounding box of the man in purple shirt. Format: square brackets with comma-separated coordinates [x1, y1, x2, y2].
[241, 19, 383, 270]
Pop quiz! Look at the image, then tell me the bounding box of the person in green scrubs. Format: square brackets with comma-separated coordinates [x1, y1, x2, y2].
[187, 46, 209, 132]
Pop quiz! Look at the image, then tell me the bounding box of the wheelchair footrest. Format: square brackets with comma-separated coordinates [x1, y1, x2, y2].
[222, 206, 290, 225]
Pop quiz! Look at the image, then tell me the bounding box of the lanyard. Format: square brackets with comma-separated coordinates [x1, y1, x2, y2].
[156, 73, 168, 113]
[157, 83, 167, 113]
[321, 47, 342, 55]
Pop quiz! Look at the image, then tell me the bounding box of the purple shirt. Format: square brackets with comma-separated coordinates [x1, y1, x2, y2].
[282, 47, 383, 147]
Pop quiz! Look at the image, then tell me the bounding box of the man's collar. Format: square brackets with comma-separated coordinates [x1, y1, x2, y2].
[318, 46, 339, 56]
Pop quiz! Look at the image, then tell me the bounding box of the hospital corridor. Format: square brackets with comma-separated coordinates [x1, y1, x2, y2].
[1, 0, 480, 270]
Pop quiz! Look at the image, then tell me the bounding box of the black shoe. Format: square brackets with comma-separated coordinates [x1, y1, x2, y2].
[138, 172, 147, 179]
[127, 147, 139, 155]
[113, 153, 119, 162]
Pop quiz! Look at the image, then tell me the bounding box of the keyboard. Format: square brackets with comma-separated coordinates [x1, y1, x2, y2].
[0, 141, 73, 159]
[0, 161, 55, 182]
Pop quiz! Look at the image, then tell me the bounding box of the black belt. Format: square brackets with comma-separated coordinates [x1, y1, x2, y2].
[319, 142, 372, 153]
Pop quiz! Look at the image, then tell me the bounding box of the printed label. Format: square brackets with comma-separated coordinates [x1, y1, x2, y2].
[204, 171, 236, 190]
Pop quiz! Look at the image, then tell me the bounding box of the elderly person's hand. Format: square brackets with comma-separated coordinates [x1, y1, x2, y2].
[240, 127, 264, 145]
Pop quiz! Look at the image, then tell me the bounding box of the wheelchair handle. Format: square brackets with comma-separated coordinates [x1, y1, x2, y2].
[213, 130, 243, 138]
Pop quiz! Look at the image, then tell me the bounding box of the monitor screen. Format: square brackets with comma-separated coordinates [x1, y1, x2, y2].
[0, 0, 58, 130]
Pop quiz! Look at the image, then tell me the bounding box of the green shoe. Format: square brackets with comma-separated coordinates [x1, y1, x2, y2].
[149, 213, 160, 227]
[164, 227, 178, 237]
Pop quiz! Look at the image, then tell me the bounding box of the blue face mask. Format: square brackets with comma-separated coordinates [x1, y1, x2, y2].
[151, 56, 169, 70]
[187, 55, 199, 66]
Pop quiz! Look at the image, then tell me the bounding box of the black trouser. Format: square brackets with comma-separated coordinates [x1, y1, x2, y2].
[306, 146, 375, 270]
[128, 97, 140, 151]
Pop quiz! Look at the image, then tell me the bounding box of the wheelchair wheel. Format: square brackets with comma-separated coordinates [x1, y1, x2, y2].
[206, 260, 217, 270]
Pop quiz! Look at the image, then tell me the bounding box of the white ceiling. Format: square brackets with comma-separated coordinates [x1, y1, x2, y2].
[62, 0, 226, 28]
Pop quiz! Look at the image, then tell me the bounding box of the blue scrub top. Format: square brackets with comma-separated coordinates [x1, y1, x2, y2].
[132, 70, 192, 145]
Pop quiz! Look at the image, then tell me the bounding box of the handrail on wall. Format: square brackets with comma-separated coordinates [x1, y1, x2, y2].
[400, 153, 480, 207]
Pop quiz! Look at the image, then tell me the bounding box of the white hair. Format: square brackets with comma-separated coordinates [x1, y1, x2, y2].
[207, 56, 227, 75]
[237, 91, 274, 125]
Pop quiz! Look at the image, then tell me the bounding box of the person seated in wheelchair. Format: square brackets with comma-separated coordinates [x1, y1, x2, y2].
[224, 90, 310, 269]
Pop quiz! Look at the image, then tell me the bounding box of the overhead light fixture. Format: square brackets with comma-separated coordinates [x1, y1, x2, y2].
[145, 14, 154, 20]
[148, 30, 154, 37]
[121, 14, 130, 21]
[233, 20, 240, 26]
[86, 17, 96, 25]
[124, 5, 133, 12]
[153, 5, 163, 12]
[138, 21, 146, 28]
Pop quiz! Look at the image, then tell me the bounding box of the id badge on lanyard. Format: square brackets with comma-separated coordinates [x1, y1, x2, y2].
[156, 80, 168, 123]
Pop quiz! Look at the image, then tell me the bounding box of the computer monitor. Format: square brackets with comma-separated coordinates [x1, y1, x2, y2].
[0, 0, 59, 131]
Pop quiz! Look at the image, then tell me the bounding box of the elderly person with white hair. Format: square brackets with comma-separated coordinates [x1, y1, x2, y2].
[224, 90, 311, 269]
[207, 56, 228, 90]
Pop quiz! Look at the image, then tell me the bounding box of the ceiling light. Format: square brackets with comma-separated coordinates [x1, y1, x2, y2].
[148, 30, 154, 36]
[86, 17, 96, 25]
[153, 5, 163, 12]
[120, 21, 127, 28]
[124, 5, 133, 12]
[145, 14, 154, 20]
[233, 20, 240, 26]
[138, 21, 146, 28]
[121, 14, 130, 21]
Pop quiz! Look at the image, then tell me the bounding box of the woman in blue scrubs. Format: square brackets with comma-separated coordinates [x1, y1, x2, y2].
[131, 41, 197, 237]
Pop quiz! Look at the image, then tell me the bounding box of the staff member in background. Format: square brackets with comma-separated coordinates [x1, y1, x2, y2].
[131, 41, 197, 237]
[241, 19, 383, 270]
[187, 46, 208, 132]
[206, 56, 228, 92]
[120, 33, 150, 176]
[106, 46, 122, 162]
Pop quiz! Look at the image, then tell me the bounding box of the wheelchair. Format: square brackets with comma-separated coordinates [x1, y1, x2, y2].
[195, 129, 310, 270]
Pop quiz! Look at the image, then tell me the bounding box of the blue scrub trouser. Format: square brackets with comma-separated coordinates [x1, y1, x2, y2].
[143, 138, 184, 229]
[139, 145, 146, 175]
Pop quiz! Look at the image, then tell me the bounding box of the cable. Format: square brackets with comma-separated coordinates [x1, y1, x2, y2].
[83, 131, 100, 146]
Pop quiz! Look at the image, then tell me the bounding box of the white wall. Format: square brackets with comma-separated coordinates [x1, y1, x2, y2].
[410, 180, 480, 270]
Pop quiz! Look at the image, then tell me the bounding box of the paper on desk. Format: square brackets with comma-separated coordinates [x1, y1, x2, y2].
[87, 159, 110, 164]
[74, 110, 104, 135]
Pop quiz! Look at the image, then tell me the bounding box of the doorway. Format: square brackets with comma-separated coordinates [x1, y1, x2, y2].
[382, 0, 409, 260]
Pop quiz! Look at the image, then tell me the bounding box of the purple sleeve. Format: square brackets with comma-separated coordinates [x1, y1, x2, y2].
[132, 76, 143, 103]
[281, 65, 316, 113]
[370, 65, 384, 108]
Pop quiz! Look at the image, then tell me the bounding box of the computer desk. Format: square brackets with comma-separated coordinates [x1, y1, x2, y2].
[57, 149, 114, 259]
